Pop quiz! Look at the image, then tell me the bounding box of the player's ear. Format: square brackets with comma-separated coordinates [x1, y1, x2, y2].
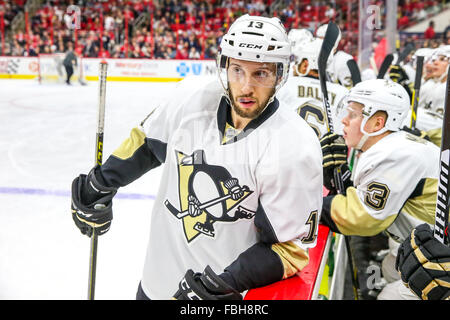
[367, 111, 387, 133]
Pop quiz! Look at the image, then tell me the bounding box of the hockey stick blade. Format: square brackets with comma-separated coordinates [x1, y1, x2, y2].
[433, 65, 450, 245]
[347, 59, 361, 85]
[396, 43, 415, 65]
[377, 54, 393, 79]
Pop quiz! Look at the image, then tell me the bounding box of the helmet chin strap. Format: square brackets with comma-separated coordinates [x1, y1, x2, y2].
[438, 72, 448, 83]
[356, 123, 389, 150]
[355, 134, 369, 151]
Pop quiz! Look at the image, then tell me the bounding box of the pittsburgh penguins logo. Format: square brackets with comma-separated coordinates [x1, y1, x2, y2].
[164, 150, 254, 242]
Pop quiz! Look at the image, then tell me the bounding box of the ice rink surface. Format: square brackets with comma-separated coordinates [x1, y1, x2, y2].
[0, 79, 178, 299]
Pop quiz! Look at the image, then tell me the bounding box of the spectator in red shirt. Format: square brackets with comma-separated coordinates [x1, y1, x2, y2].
[424, 20, 436, 39]
[398, 14, 409, 29]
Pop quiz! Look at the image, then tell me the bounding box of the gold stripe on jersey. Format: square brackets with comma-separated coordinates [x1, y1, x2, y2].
[271, 241, 309, 279]
[426, 127, 442, 147]
[331, 187, 397, 236]
[402, 178, 438, 225]
[222, 122, 242, 145]
[112, 127, 146, 160]
[176, 151, 206, 242]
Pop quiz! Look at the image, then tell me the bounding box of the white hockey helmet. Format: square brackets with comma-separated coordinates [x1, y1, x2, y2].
[217, 14, 291, 95]
[412, 48, 434, 62]
[338, 79, 410, 140]
[431, 45, 450, 61]
[292, 37, 322, 76]
[316, 23, 341, 52]
[288, 28, 314, 49]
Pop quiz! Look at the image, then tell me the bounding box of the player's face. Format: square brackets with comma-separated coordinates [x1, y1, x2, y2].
[341, 101, 365, 148]
[227, 58, 277, 121]
[431, 55, 449, 79]
[424, 60, 434, 80]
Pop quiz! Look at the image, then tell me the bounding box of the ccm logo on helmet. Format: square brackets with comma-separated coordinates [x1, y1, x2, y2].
[239, 43, 263, 49]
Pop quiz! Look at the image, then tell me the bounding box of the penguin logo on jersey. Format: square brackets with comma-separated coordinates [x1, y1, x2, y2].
[164, 150, 254, 242]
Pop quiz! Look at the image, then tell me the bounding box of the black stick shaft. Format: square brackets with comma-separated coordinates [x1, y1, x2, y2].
[88, 61, 108, 300]
[433, 65, 450, 245]
[318, 22, 360, 299]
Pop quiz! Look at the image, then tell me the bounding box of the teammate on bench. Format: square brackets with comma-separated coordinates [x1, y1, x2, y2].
[320, 79, 440, 299]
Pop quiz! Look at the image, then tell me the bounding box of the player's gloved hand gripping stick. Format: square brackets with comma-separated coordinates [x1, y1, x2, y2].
[318, 22, 360, 300]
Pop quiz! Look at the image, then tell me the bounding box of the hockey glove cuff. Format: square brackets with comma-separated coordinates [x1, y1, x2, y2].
[173, 265, 242, 300]
[395, 223, 450, 300]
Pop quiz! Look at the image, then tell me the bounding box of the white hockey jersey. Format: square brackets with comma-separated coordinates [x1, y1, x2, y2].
[99, 78, 323, 299]
[326, 130, 440, 243]
[419, 78, 447, 118]
[277, 75, 349, 137]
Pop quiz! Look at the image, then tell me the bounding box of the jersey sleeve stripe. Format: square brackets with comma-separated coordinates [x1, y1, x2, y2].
[331, 187, 397, 236]
[271, 241, 309, 279]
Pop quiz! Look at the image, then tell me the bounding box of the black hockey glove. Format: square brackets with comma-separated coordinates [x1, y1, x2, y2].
[71, 166, 117, 237]
[173, 265, 242, 300]
[320, 132, 352, 193]
[389, 65, 409, 85]
[395, 223, 450, 300]
[401, 125, 431, 141]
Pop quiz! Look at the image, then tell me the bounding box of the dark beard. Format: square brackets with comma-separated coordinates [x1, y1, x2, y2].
[228, 89, 275, 120]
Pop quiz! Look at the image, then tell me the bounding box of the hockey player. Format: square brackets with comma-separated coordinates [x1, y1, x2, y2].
[316, 23, 354, 89]
[63, 41, 77, 85]
[404, 48, 434, 82]
[320, 79, 440, 300]
[287, 28, 314, 49]
[287, 28, 314, 76]
[420, 46, 449, 116]
[406, 46, 449, 146]
[70, 15, 323, 300]
[277, 36, 349, 138]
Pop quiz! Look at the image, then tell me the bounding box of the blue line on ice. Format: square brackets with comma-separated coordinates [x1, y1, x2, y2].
[0, 186, 155, 200]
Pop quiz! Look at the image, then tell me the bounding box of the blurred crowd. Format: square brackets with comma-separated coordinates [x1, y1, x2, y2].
[0, 0, 448, 59]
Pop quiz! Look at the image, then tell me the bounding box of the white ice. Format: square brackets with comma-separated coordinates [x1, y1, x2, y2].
[0, 79, 178, 299]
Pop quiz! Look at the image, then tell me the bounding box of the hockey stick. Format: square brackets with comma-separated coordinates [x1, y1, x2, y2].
[377, 44, 414, 80]
[88, 61, 108, 300]
[433, 65, 450, 246]
[318, 22, 339, 135]
[410, 56, 424, 130]
[318, 22, 360, 300]
[377, 54, 393, 79]
[347, 59, 361, 85]
[165, 185, 250, 219]
[396, 43, 415, 66]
